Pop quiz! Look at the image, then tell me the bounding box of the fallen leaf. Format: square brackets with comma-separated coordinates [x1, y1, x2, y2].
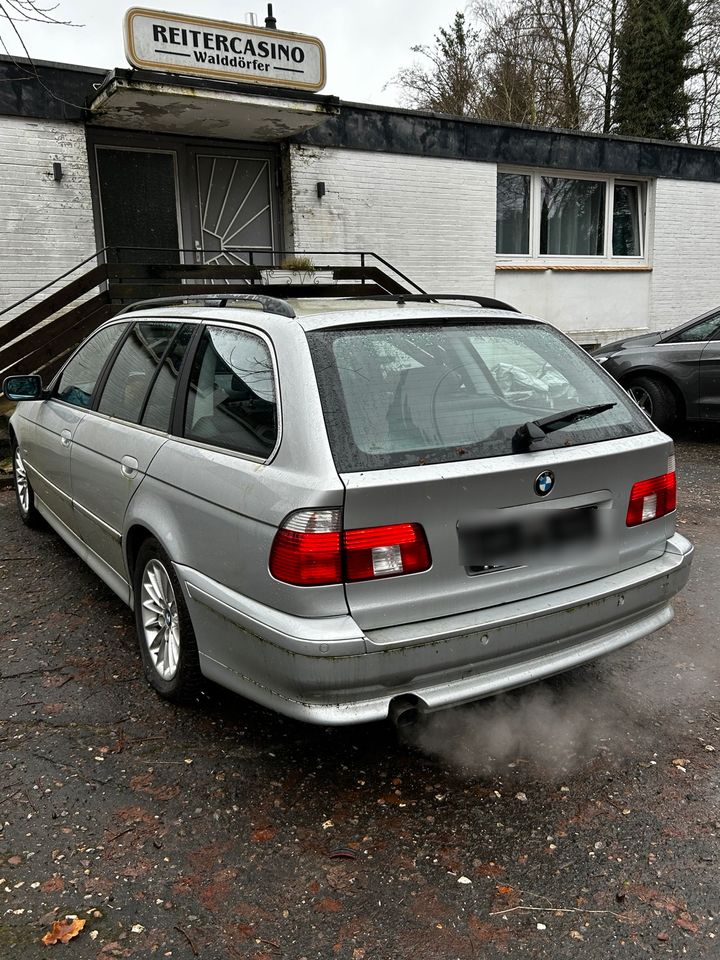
[496, 885, 514, 895]
[251, 828, 276, 843]
[672, 758, 689, 767]
[98, 942, 133, 957]
[41, 915, 86, 945]
[313, 897, 342, 913]
[675, 914, 699, 934]
[569, 930, 584, 941]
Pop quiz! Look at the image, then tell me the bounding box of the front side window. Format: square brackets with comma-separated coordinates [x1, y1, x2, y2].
[97, 322, 180, 423]
[308, 322, 651, 472]
[55, 323, 128, 408]
[496, 171, 646, 259]
[667, 313, 720, 343]
[184, 327, 277, 458]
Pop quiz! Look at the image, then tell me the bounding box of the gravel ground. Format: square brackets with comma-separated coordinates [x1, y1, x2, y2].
[0, 428, 718, 959]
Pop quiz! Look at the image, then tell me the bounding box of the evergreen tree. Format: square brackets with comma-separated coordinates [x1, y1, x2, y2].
[614, 0, 693, 139]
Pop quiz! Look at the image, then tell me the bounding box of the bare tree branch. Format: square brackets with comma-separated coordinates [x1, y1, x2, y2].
[0, 0, 86, 110]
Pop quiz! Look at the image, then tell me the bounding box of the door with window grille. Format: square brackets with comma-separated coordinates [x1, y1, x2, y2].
[190, 151, 277, 271]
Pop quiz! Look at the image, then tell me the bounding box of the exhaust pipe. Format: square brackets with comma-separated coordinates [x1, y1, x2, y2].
[388, 695, 423, 729]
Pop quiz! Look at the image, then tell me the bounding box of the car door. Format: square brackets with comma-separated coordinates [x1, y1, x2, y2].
[70, 321, 195, 577]
[695, 322, 720, 419]
[656, 312, 720, 419]
[23, 323, 129, 530]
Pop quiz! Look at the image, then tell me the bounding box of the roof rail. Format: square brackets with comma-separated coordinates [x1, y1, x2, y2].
[351, 294, 520, 313]
[116, 293, 296, 319]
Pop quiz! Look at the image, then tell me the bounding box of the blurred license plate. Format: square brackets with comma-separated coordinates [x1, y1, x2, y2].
[459, 506, 598, 569]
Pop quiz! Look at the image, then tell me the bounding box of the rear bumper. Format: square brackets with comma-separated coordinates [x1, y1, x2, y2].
[177, 533, 693, 725]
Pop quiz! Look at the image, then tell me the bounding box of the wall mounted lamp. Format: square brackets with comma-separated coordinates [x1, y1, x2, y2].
[316, 181, 326, 199]
[52, 162, 63, 182]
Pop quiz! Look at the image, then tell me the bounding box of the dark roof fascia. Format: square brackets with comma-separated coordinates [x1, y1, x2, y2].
[3, 54, 720, 183]
[294, 102, 720, 183]
[0, 55, 106, 122]
[94, 67, 340, 109]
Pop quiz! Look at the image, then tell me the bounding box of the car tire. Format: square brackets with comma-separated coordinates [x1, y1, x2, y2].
[12, 444, 42, 528]
[133, 538, 202, 703]
[625, 376, 677, 430]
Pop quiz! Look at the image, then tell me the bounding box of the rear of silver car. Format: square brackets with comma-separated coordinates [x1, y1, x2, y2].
[186, 309, 692, 723]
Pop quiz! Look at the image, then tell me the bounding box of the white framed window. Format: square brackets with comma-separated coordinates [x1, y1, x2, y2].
[496, 169, 648, 261]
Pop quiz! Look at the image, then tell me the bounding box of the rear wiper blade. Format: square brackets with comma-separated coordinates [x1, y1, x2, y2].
[512, 403, 616, 452]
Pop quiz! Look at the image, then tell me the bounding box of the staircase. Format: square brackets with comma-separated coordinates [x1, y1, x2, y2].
[0, 248, 425, 383]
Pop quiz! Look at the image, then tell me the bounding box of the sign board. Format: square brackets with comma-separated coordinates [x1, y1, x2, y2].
[124, 7, 326, 91]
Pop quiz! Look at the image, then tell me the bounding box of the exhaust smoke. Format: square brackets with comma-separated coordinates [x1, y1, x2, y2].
[401, 671, 644, 779]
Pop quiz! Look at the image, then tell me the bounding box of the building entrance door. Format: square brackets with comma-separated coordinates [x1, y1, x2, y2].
[188, 150, 278, 269]
[91, 134, 280, 268]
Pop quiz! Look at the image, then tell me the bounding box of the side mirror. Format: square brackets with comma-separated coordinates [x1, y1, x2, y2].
[2, 375, 44, 401]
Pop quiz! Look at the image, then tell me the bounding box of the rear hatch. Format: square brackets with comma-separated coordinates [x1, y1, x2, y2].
[307, 314, 674, 631]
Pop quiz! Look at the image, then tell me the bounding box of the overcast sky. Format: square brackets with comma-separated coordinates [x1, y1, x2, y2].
[0, 1, 466, 105]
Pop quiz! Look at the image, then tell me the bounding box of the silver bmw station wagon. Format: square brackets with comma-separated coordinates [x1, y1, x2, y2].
[3, 294, 693, 725]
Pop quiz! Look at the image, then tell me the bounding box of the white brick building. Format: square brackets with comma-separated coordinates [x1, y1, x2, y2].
[2, 47, 720, 345]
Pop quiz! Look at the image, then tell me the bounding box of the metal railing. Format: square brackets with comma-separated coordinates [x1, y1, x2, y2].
[0, 247, 425, 379]
[0, 246, 425, 321]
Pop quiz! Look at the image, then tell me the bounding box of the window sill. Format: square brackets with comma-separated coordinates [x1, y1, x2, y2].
[495, 264, 652, 272]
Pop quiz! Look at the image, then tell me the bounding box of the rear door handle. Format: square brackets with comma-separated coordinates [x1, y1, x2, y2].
[60, 429, 72, 447]
[120, 456, 139, 479]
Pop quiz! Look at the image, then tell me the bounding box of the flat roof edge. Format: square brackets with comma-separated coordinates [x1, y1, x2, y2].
[2, 55, 720, 181]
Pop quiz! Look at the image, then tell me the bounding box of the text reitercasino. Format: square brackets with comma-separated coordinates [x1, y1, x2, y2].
[152, 23, 307, 74]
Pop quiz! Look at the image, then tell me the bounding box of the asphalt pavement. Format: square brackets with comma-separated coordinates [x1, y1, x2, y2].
[1, 428, 718, 959]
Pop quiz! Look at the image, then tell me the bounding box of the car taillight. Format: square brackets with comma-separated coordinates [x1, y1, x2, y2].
[268, 509, 342, 586]
[626, 471, 676, 526]
[343, 523, 430, 581]
[269, 510, 431, 585]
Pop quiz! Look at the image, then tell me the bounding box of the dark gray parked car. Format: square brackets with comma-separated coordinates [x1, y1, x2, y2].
[3, 294, 692, 725]
[592, 307, 720, 430]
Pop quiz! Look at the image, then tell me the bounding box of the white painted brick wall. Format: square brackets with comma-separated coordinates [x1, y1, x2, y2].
[0, 116, 96, 326]
[289, 145, 497, 293]
[651, 178, 720, 328]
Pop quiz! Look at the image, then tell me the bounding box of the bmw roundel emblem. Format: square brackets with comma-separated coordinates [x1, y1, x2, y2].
[534, 470, 555, 497]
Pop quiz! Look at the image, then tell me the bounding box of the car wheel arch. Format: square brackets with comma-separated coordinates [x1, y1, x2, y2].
[125, 522, 169, 585]
[123, 490, 192, 587]
[619, 369, 687, 419]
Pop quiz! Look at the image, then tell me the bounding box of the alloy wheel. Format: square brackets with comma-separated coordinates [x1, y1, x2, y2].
[140, 559, 181, 681]
[14, 447, 30, 515]
[628, 385, 653, 416]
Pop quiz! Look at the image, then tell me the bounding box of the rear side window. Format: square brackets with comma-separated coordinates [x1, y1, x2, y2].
[55, 323, 128, 408]
[141, 325, 195, 432]
[97, 322, 180, 422]
[308, 321, 652, 471]
[184, 326, 277, 458]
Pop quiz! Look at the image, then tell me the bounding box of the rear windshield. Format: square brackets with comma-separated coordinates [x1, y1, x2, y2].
[307, 320, 652, 472]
